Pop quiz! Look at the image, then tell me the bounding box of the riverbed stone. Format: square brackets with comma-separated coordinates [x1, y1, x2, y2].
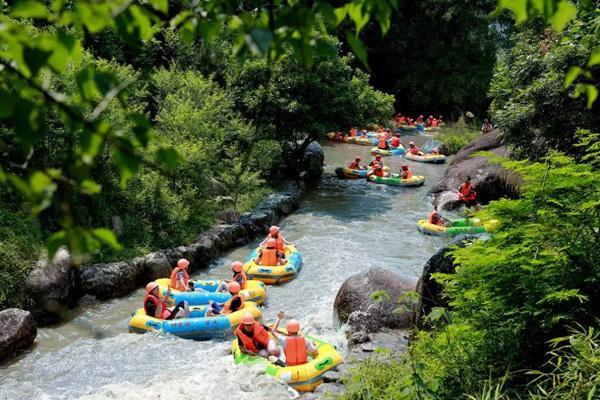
[25, 248, 81, 324]
[415, 234, 485, 326]
[142, 252, 171, 282]
[80, 260, 144, 300]
[0, 308, 37, 361]
[334, 268, 417, 334]
[214, 208, 241, 223]
[300, 141, 325, 182]
[430, 130, 520, 210]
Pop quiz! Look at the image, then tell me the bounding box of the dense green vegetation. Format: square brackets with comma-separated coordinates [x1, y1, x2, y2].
[0, 1, 394, 310]
[435, 124, 481, 154]
[340, 2, 600, 399]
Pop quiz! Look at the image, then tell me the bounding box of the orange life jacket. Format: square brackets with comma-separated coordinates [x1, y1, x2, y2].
[350, 129, 357, 137]
[284, 336, 309, 366]
[144, 294, 170, 319]
[170, 267, 189, 291]
[235, 323, 270, 353]
[409, 147, 420, 155]
[224, 294, 244, 314]
[402, 170, 413, 179]
[260, 248, 280, 266]
[233, 271, 247, 290]
[431, 119, 438, 128]
[459, 182, 477, 201]
[428, 211, 444, 226]
[378, 137, 388, 150]
[374, 168, 385, 177]
[348, 161, 360, 169]
[268, 233, 285, 251]
[390, 137, 401, 148]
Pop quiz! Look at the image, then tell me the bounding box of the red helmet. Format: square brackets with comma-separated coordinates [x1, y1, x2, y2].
[146, 282, 159, 294]
[355, 156, 361, 161]
[286, 319, 301, 334]
[227, 281, 240, 294]
[231, 261, 243, 273]
[266, 238, 277, 248]
[409, 141, 415, 146]
[177, 259, 189, 269]
[402, 165, 408, 170]
[269, 226, 279, 235]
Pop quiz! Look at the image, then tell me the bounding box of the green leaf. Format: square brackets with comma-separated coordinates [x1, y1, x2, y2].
[585, 85, 598, 109]
[77, 2, 111, 33]
[92, 228, 122, 250]
[80, 179, 102, 195]
[23, 47, 52, 77]
[14, 101, 42, 152]
[346, 33, 369, 69]
[347, 3, 369, 33]
[179, 20, 196, 45]
[10, 0, 49, 18]
[248, 29, 273, 55]
[29, 171, 52, 194]
[0, 166, 5, 182]
[79, 132, 104, 163]
[370, 289, 391, 303]
[149, 0, 168, 14]
[0, 92, 16, 118]
[315, 39, 337, 58]
[588, 47, 600, 67]
[113, 148, 140, 186]
[564, 66, 581, 87]
[129, 113, 150, 147]
[498, 0, 528, 24]
[47, 230, 68, 260]
[77, 66, 98, 101]
[156, 147, 180, 171]
[549, 0, 576, 32]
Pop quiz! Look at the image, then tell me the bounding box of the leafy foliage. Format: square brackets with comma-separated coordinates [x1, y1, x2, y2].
[436, 125, 480, 154]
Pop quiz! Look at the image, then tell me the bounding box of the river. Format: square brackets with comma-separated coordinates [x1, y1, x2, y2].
[0, 136, 451, 400]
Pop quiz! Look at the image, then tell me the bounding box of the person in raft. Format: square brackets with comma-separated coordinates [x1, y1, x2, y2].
[260, 225, 289, 252]
[347, 156, 365, 170]
[170, 258, 207, 292]
[399, 164, 413, 180]
[377, 134, 390, 150]
[428, 209, 450, 227]
[430, 147, 441, 155]
[255, 238, 285, 266]
[415, 115, 424, 124]
[458, 176, 481, 218]
[369, 154, 384, 168]
[390, 133, 402, 149]
[144, 282, 189, 320]
[216, 261, 248, 293]
[235, 312, 283, 364]
[271, 310, 318, 366]
[206, 282, 244, 316]
[407, 141, 424, 156]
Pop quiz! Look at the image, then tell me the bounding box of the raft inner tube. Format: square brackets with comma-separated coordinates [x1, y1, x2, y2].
[368, 174, 425, 187]
[334, 167, 370, 179]
[417, 218, 487, 236]
[404, 152, 447, 164]
[370, 146, 405, 157]
[243, 245, 303, 284]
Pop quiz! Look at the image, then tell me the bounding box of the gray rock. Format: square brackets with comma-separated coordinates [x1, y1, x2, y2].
[0, 308, 37, 361]
[80, 260, 144, 300]
[429, 130, 521, 210]
[301, 141, 325, 182]
[334, 268, 417, 334]
[214, 208, 241, 224]
[415, 234, 483, 327]
[25, 248, 81, 324]
[142, 252, 171, 282]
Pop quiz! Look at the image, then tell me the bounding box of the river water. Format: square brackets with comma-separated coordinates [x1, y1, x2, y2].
[0, 136, 451, 400]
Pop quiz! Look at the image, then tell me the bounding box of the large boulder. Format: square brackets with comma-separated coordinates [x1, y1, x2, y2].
[429, 130, 520, 210]
[300, 141, 325, 182]
[415, 234, 486, 326]
[25, 248, 81, 324]
[80, 260, 144, 300]
[0, 308, 37, 361]
[334, 268, 417, 334]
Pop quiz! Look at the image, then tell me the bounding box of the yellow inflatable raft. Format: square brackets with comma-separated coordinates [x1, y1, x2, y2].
[243, 245, 303, 284]
[232, 328, 344, 392]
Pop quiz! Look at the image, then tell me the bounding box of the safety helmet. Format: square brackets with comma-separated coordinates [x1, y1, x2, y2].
[355, 156, 361, 161]
[269, 226, 279, 235]
[286, 319, 301, 334]
[231, 261, 243, 273]
[241, 312, 255, 325]
[402, 164, 408, 170]
[177, 259, 189, 269]
[228, 281, 241, 294]
[146, 282, 159, 294]
[409, 141, 415, 146]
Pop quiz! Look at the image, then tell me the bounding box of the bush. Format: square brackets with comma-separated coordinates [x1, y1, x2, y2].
[436, 125, 480, 154]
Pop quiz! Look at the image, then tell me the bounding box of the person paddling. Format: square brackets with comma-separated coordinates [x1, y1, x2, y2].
[458, 176, 481, 219]
[399, 164, 413, 180]
[348, 156, 364, 170]
[271, 310, 318, 366]
[235, 313, 281, 361]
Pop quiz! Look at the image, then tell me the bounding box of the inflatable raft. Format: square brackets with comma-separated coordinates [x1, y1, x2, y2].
[353, 137, 377, 146]
[368, 174, 425, 187]
[155, 278, 267, 306]
[128, 302, 262, 340]
[370, 146, 405, 156]
[398, 125, 417, 132]
[405, 152, 446, 164]
[334, 167, 369, 179]
[417, 218, 487, 236]
[232, 328, 344, 392]
[243, 245, 302, 284]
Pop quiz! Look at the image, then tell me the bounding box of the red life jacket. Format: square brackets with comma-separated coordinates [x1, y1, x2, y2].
[284, 336, 309, 366]
[235, 323, 270, 353]
[459, 182, 477, 201]
[409, 147, 420, 155]
[402, 170, 413, 179]
[170, 267, 189, 291]
[378, 137, 388, 149]
[390, 137, 401, 148]
[431, 119, 438, 127]
[348, 161, 360, 169]
[144, 294, 170, 319]
[350, 129, 357, 137]
[374, 168, 384, 177]
[260, 248, 279, 266]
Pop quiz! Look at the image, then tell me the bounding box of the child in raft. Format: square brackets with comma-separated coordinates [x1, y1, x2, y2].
[271, 310, 318, 367]
[206, 281, 244, 317]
